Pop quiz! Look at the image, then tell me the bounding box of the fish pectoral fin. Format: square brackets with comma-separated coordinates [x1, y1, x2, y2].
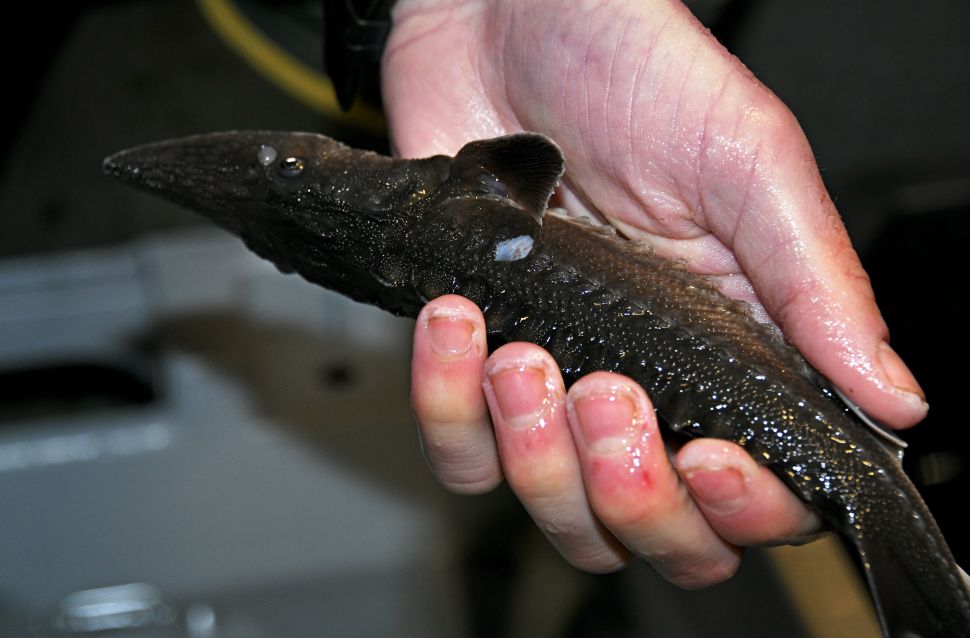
[451, 133, 566, 223]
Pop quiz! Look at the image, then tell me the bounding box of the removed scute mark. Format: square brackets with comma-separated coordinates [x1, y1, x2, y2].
[495, 235, 534, 261]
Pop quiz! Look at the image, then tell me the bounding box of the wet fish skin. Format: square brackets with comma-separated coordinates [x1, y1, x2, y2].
[104, 131, 970, 637]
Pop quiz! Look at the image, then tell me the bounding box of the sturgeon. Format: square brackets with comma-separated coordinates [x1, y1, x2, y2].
[103, 131, 970, 637]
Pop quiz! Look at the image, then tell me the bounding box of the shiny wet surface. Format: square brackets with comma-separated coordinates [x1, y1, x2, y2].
[0, 1, 966, 637]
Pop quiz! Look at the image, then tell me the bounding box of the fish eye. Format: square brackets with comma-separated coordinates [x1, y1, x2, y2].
[279, 157, 305, 178]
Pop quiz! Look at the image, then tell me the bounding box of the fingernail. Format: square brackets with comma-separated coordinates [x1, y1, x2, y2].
[878, 341, 926, 404]
[484, 361, 553, 430]
[427, 313, 475, 359]
[569, 385, 640, 455]
[680, 466, 748, 516]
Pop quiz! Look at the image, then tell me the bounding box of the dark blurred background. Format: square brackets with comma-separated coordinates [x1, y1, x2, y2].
[0, 1, 967, 637]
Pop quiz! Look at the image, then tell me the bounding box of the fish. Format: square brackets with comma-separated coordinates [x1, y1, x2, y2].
[103, 130, 970, 637]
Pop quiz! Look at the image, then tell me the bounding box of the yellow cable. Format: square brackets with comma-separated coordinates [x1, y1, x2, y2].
[196, 0, 387, 136]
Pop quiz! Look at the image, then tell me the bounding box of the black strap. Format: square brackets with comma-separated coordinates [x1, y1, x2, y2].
[324, 0, 396, 111]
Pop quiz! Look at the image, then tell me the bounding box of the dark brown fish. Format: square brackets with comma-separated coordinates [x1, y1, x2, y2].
[103, 131, 970, 637]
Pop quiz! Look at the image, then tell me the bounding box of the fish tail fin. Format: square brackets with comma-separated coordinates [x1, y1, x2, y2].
[850, 515, 970, 638]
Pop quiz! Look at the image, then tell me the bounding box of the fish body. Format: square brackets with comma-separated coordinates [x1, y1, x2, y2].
[104, 131, 970, 637]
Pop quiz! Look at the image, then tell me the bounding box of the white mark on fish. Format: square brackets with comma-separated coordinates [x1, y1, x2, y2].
[258, 145, 278, 166]
[495, 235, 534, 261]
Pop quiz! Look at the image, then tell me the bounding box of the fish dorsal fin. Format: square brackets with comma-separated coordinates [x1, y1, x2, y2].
[832, 385, 908, 462]
[451, 133, 565, 223]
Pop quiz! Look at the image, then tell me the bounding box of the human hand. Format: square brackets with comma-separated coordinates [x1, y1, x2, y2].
[383, 0, 927, 586]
